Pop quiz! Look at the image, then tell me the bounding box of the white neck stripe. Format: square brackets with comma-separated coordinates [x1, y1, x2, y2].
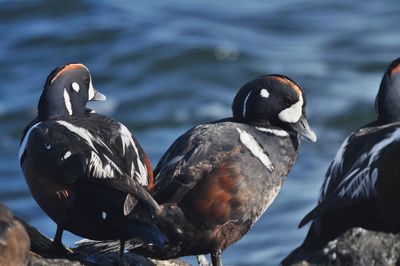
[255, 127, 289, 137]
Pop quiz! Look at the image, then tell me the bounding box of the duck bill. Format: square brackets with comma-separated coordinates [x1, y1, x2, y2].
[89, 78, 106, 101]
[93, 90, 106, 101]
[289, 115, 317, 142]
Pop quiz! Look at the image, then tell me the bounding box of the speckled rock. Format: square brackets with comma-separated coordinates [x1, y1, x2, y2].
[19, 218, 189, 266]
[290, 228, 400, 266]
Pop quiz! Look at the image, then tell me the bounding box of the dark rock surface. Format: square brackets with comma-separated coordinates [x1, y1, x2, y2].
[25, 218, 400, 265]
[290, 227, 400, 266]
[19, 218, 189, 266]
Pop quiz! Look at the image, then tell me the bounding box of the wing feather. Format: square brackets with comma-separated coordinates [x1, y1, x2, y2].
[21, 114, 157, 213]
[301, 124, 400, 227]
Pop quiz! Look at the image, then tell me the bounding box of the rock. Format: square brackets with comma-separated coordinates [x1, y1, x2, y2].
[290, 227, 400, 266]
[18, 218, 189, 266]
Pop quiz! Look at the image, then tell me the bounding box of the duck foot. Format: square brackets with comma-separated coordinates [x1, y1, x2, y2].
[211, 250, 222, 266]
[46, 225, 73, 257]
[47, 240, 73, 256]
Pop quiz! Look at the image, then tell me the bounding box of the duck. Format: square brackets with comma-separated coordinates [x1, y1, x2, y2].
[0, 203, 30, 266]
[128, 74, 317, 266]
[19, 63, 167, 258]
[282, 57, 400, 265]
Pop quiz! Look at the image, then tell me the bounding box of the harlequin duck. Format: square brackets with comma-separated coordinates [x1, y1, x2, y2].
[0, 203, 30, 266]
[282, 57, 400, 265]
[19, 63, 167, 257]
[128, 75, 316, 265]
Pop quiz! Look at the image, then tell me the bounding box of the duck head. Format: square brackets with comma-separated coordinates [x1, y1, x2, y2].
[232, 74, 316, 142]
[38, 63, 106, 120]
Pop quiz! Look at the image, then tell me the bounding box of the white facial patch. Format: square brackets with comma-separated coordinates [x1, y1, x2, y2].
[236, 128, 274, 171]
[19, 122, 42, 161]
[260, 89, 270, 98]
[72, 82, 80, 92]
[63, 89, 73, 115]
[78, 65, 95, 100]
[88, 77, 95, 100]
[278, 94, 303, 123]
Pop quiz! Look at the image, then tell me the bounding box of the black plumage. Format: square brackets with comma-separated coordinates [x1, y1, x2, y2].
[282, 57, 400, 265]
[131, 74, 316, 265]
[19, 63, 166, 257]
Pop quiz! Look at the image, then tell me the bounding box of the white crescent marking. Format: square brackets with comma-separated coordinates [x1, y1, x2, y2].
[88, 77, 95, 100]
[63, 89, 73, 115]
[19, 122, 42, 161]
[242, 91, 252, 118]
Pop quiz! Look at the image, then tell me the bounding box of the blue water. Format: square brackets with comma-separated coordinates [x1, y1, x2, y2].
[1, 1, 400, 265]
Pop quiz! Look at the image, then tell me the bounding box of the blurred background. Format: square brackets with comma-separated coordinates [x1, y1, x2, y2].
[1, 1, 400, 265]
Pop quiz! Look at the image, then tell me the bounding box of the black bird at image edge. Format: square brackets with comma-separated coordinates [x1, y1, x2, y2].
[282, 57, 400, 265]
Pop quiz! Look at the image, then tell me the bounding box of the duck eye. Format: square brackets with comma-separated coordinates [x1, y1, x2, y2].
[283, 97, 292, 106]
[83, 77, 90, 85]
